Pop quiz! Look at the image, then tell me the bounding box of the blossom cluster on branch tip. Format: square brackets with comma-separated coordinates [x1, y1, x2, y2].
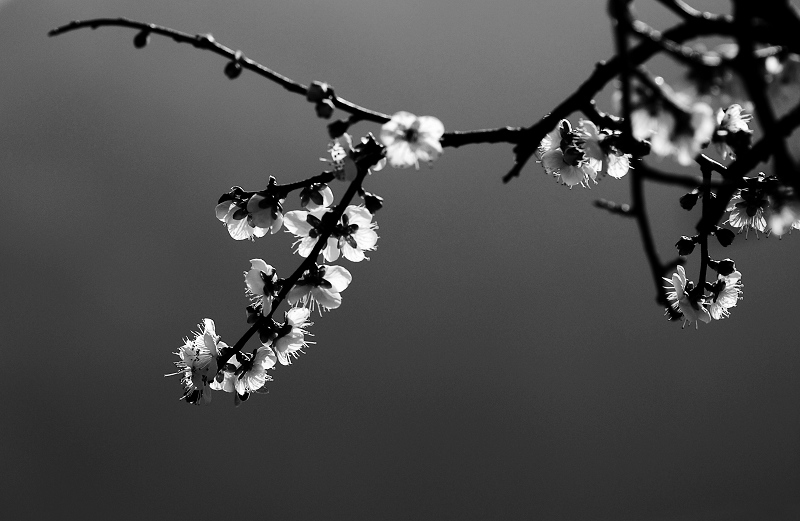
[172, 133, 389, 404]
[664, 264, 743, 328]
[380, 111, 444, 169]
[538, 119, 630, 187]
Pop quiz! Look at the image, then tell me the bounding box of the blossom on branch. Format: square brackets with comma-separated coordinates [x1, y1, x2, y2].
[327, 133, 386, 181]
[271, 307, 314, 365]
[538, 120, 597, 188]
[664, 266, 711, 329]
[284, 205, 378, 262]
[245, 259, 280, 315]
[380, 111, 444, 169]
[578, 120, 630, 179]
[287, 264, 352, 313]
[726, 189, 769, 237]
[215, 183, 285, 240]
[708, 270, 743, 320]
[712, 104, 752, 161]
[167, 318, 226, 404]
[300, 183, 334, 211]
[630, 84, 715, 166]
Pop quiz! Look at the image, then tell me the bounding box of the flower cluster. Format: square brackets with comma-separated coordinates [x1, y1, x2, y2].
[724, 174, 800, 238]
[215, 180, 285, 240]
[538, 119, 630, 187]
[664, 264, 743, 328]
[171, 121, 442, 405]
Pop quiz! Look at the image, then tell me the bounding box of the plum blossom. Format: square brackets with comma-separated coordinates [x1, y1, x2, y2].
[578, 120, 630, 179]
[244, 259, 279, 315]
[768, 199, 800, 236]
[538, 120, 598, 188]
[287, 264, 352, 313]
[211, 347, 276, 400]
[380, 111, 444, 169]
[271, 307, 314, 366]
[284, 205, 378, 262]
[664, 265, 711, 328]
[630, 84, 715, 165]
[215, 184, 285, 240]
[726, 189, 769, 237]
[326, 133, 386, 181]
[713, 104, 752, 160]
[708, 271, 743, 320]
[167, 319, 226, 404]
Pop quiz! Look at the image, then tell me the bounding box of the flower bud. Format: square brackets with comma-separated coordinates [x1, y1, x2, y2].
[306, 81, 333, 102]
[133, 30, 150, 49]
[224, 60, 242, 79]
[328, 119, 350, 139]
[362, 191, 384, 214]
[716, 258, 736, 276]
[714, 227, 736, 247]
[679, 190, 700, 210]
[315, 99, 335, 119]
[675, 236, 697, 256]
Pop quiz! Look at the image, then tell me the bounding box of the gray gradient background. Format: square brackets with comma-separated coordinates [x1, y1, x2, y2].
[1, 1, 799, 519]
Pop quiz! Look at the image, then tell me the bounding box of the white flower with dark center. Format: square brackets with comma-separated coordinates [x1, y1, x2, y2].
[272, 307, 314, 365]
[284, 206, 378, 262]
[713, 104, 752, 160]
[578, 120, 630, 179]
[234, 347, 277, 396]
[664, 266, 711, 328]
[539, 120, 598, 188]
[244, 259, 279, 315]
[283, 207, 338, 260]
[167, 319, 226, 404]
[287, 264, 352, 313]
[380, 111, 444, 169]
[726, 190, 769, 237]
[708, 271, 743, 320]
[215, 186, 284, 240]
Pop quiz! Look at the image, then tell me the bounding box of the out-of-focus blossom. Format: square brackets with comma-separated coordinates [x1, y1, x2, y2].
[380, 111, 444, 169]
[167, 319, 226, 404]
[578, 120, 630, 179]
[713, 104, 752, 160]
[538, 120, 597, 188]
[708, 270, 743, 320]
[632, 100, 714, 166]
[244, 259, 279, 315]
[768, 199, 800, 236]
[287, 264, 352, 313]
[664, 265, 711, 328]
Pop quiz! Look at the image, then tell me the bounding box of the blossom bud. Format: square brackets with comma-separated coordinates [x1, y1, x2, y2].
[716, 258, 736, 276]
[315, 99, 335, 119]
[679, 190, 700, 210]
[224, 60, 242, 79]
[306, 81, 333, 102]
[362, 191, 384, 214]
[328, 119, 350, 139]
[714, 227, 736, 247]
[133, 30, 150, 49]
[675, 236, 697, 256]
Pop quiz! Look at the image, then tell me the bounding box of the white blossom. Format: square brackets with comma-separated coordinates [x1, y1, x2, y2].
[380, 111, 444, 169]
